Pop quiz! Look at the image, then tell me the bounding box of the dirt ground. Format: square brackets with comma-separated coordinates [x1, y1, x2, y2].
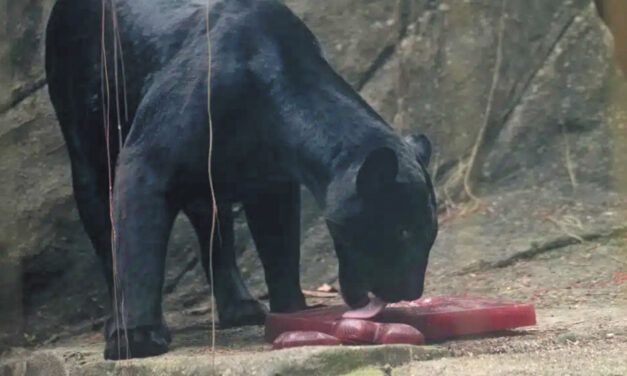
[1, 187, 626, 375]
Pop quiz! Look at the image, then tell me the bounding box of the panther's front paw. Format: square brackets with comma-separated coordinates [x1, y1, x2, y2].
[219, 299, 268, 329]
[270, 292, 308, 314]
[105, 316, 172, 344]
[104, 325, 169, 360]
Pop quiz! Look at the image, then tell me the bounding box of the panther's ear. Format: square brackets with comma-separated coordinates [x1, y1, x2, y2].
[356, 147, 399, 197]
[405, 134, 432, 167]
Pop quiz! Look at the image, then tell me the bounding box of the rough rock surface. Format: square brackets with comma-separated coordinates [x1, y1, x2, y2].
[1, 0, 626, 374]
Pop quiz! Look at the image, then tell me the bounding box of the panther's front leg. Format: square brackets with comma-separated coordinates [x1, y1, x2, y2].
[243, 181, 307, 313]
[184, 199, 268, 328]
[104, 146, 178, 360]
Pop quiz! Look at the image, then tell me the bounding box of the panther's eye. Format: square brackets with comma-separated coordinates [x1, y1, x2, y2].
[400, 229, 412, 240]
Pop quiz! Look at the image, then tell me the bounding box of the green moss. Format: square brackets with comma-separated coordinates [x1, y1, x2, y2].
[277, 345, 447, 376]
[339, 367, 384, 376]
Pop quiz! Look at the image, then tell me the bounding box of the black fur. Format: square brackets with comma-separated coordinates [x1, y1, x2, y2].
[45, 0, 437, 359]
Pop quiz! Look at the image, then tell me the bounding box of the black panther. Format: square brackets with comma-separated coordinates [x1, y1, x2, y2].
[45, 0, 437, 359]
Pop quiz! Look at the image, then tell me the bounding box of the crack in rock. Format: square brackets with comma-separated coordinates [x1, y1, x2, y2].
[356, 0, 412, 91]
[0, 77, 47, 114]
[455, 225, 627, 276]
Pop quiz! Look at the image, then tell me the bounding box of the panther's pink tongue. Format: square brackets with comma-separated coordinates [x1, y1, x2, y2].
[342, 297, 387, 319]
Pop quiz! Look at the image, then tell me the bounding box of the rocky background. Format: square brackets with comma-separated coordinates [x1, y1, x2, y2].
[1, 0, 626, 361]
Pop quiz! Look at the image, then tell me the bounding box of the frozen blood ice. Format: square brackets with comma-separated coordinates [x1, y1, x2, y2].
[266, 296, 536, 347]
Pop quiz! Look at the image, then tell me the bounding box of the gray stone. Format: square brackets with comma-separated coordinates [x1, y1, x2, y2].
[360, 0, 608, 193]
[0, 0, 55, 112]
[480, 4, 627, 191]
[281, 0, 402, 88]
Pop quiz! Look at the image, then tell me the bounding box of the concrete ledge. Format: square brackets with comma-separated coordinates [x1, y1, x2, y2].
[0, 345, 446, 376]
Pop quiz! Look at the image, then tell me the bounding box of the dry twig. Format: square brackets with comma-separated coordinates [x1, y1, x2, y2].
[462, 1, 507, 204]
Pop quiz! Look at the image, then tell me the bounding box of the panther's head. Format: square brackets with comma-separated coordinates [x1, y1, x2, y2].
[325, 134, 437, 310]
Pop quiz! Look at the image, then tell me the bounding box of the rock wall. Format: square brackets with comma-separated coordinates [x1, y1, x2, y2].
[1, 0, 626, 349]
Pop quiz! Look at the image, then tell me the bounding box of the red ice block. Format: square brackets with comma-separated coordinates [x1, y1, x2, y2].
[265, 296, 536, 344]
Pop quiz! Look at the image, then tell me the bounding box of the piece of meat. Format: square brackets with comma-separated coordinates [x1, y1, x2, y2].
[375, 322, 425, 345]
[272, 320, 424, 349]
[333, 319, 424, 345]
[273, 331, 342, 349]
